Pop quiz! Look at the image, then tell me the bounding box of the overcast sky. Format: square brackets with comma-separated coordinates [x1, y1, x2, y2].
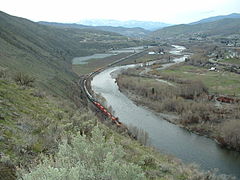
[1, 0, 240, 24]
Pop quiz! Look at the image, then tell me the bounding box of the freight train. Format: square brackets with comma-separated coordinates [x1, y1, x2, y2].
[81, 51, 145, 127]
[83, 73, 122, 127]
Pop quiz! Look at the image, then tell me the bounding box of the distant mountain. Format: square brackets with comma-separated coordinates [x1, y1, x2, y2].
[190, 13, 240, 25]
[78, 19, 171, 31]
[39, 21, 150, 38]
[150, 17, 240, 40]
[38, 21, 88, 29]
[95, 26, 150, 38]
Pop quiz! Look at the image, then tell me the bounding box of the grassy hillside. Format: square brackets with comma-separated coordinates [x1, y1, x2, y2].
[0, 77, 84, 164]
[0, 11, 142, 97]
[150, 18, 240, 40]
[0, 77, 230, 180]
[39, 21, 150, 38]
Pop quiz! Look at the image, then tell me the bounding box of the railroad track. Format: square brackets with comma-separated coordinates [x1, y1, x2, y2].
[81, 49, 148, 126]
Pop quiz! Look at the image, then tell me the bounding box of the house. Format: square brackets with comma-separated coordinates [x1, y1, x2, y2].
[209, 67, 216, 71]
[148, 51, 156, 55]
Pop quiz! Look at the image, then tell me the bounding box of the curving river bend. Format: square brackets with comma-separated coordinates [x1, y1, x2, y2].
[91, 45, 240, 178]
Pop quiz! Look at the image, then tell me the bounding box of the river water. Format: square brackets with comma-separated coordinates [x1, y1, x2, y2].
[91, 45, 240, 178]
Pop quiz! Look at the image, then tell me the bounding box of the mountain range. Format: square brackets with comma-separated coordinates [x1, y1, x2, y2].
[77, 13, 240, 30]
[40, 13, 240, 39]
[39, 21, 150, 38]
[78, 19, 171, 31]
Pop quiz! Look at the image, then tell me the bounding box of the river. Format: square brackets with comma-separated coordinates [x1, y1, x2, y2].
[91, 45, 240, 178]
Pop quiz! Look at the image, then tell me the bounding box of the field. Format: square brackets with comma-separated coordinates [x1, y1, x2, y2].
[151, 64, 240, 96]
[221, 58, 240, 65]
[116, 62, 240, 152]
[72, 53, 131, 75]
[72, 51, 159, 75]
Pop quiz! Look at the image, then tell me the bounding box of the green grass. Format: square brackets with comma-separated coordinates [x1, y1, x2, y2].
[154, 64, 240, 96]
[1, 77, 91, 156]
[221, 58, 240, 65]
[118, 51, 160, 66]
[0, 78, 214, 180]
[131, 54, 160, 63]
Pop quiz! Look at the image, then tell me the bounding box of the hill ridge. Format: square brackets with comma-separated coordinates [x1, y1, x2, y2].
[150, 17, 240, 40]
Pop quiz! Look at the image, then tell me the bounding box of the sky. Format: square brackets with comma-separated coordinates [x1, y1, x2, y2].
[1, 0, 240, 24]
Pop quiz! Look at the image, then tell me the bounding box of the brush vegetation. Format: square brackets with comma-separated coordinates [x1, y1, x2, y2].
[1, 77, 233, 180]
[0, 10, 238, 179]
[117, 66, 240, 151]
[150, 64, 240, 96]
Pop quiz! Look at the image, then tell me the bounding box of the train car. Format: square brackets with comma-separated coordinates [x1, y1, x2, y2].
[83, 72, 122, 127]
[92, 99, 122, 126]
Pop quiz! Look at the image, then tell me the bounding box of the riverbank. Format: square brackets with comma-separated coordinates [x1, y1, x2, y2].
[116, 83, 215, 137]
[116, 61, 240, 153]
[92, 62, 240, 177]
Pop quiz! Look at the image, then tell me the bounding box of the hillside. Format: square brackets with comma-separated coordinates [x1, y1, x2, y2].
[150, 18, 240, 40]
[191, 13, 240, 25]
[39, 21, 150, 38]
[0, 11, 141, 97]
[0, 77, 229, 180]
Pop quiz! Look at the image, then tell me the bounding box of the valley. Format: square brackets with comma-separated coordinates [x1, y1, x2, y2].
[0, 9, 240, 180]
[90, 45, 240, 177]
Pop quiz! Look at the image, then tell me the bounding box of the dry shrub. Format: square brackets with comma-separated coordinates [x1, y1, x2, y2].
[181, 111, 201, 124]
[0, 161, 16, 180]
[155, 73, 184, 84]
[186, 53, 208, 66]
[221, 119, 240, 151]
[180, 80, 208, 99]
[232, 103, 240, 119]
[128, 124, 149, 145]
[13, 72, 35, 87]
[161, 97, 184, 113]
[117, 73, 219, 126]
[180, 102, 214, 124]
